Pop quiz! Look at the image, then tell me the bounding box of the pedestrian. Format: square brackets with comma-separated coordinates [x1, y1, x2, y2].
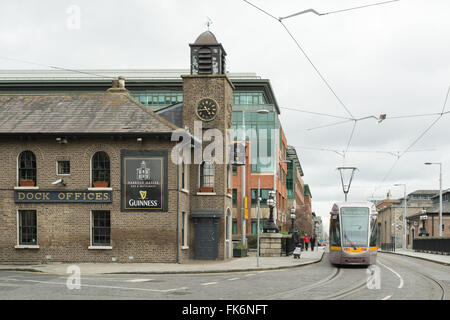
[304, 234, 310, 251]
[310, 234, 316, 251]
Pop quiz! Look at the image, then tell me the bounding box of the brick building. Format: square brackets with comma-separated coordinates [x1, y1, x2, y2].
[0, 31, 234, 263]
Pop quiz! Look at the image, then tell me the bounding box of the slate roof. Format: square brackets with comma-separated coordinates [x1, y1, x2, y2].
[0, 92, 179, 134]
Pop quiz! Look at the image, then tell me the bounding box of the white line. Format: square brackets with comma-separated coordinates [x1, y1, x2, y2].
[201, 282, 218, 286]
[245, 274, 255, 277]
[382, 295, 392, 300]
[126, 279, 153, 283]
[227, 278, 240, 281]
[378, 261, 404, 289]
[2, 278, 186, 293]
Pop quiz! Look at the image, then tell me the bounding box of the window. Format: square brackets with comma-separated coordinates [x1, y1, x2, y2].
[251, 221, 257, 234]
[57, 161, 70, 175]
[200, 161, 214, 189]
[181, 160, 186, 190]
[91, 210, 111, 246]
[232, 164, 237, 175]
[232, 189, 238, 208]
[181, 212, 187, 247]
[341, 207, 369, 247]
[330, 215, 341, 247]
[18, 210, 37, 245]
[251, 189, 271, 207]
[232, 219, 238, 235]
[92, 152, 110, 187]
[18, 151, 37, 186]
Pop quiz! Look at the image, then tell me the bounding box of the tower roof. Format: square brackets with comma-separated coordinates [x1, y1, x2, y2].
[193, 31, 220, 45]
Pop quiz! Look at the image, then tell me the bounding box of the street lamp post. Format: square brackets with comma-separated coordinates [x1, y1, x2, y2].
[290, 207, 296, 234]
[394, 183, 407, 249]
[263, 190, 278, 233]
[425, 162, 443, 237]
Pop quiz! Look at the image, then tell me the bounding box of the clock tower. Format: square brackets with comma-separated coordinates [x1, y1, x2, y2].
[182, 31, 234, 260]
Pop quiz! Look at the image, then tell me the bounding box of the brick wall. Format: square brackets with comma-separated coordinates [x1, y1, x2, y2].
[0, 136, 194, 263]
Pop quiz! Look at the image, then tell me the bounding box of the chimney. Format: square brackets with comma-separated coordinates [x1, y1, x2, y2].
[107, 76, 128, 94]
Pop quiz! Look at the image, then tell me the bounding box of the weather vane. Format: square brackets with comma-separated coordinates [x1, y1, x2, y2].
[206, 17, 213, 30]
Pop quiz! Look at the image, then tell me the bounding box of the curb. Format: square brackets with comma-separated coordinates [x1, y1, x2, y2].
[104, 251, 325, 275]
[0, 252, 325, 276]
[380, 250, 450, 266]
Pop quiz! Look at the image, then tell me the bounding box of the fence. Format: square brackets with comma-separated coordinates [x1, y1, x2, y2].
[413, 237, 450, 255]
[281, 233, 299, 256]
[381, 243, 395, 252]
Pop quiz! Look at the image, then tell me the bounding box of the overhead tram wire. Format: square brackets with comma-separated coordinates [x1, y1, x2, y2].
[242, 0, 354, 120]
[279, 106, 352, 120]
[278, 0, 401, 20]
[371, 84, 450, 196]
[0, 56, 116, 79]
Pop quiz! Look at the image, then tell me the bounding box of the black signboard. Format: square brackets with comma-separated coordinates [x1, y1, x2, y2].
[121, 150, 168, 212]
[14, 190, 112, 203]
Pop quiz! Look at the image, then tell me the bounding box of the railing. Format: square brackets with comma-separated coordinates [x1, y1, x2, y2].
[413, 237, 450, 255]
[281, 233, 299, 256]
[381, 243, 395, 252]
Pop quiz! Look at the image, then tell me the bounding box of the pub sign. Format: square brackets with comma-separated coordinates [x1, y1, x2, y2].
[121, 150, 168, 212]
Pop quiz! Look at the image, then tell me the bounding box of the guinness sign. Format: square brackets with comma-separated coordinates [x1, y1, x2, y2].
[121, 150, 168, 212]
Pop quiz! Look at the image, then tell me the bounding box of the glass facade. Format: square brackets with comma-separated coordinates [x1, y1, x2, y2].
[130, 92, 183, 111]
[232, 104, 279, 174]
[131, 91, 267, 111]
[286, 162, 294, 199]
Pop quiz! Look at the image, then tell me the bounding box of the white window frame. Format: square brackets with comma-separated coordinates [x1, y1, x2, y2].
[88, 210, 112, 250]
[15, 209, 39, 249]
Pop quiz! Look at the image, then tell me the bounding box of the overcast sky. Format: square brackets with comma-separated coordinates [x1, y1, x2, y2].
[1, 0, 449, 233]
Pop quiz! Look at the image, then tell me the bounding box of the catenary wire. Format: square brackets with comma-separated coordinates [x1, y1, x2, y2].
[0, 56, 116, 79]
[279, 0, 401, 19]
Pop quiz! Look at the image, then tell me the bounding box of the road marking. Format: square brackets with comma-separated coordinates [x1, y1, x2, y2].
[201, 282, 218, 286]
[382, 295, 392, 300]
[227, 278, 239, 281]
[2, 278, 186, 293]
[126, 279, 153, 283]
[378, 261, 404, 289]
[245, 274, 255, 277]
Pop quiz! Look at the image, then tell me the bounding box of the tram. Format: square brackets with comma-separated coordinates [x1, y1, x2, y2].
[329, 202, 378, 266]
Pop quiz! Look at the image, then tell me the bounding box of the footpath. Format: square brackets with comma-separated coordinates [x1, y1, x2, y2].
[0, 248, 325, 275]
[380, 248, 450, 266]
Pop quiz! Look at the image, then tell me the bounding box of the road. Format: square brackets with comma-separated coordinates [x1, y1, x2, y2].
[0, 252, 448, 300]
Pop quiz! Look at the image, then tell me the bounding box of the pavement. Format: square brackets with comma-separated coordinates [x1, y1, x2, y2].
[380, 248, 450, 266]
[0, 248, 325, 275]
[1, 247, 446, 276]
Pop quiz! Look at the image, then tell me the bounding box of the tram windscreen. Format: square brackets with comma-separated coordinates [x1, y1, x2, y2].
[340, 207, 369, 247]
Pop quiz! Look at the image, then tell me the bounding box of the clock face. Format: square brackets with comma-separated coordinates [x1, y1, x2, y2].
[196, 98, 218, 121]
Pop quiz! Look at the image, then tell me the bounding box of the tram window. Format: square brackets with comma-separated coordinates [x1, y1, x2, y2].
[330, 215, 341, 246]
[370, 217, 378, 247]
[341, 207, 369, 247]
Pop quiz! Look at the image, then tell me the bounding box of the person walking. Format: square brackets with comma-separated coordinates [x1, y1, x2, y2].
[304, 234, 310, 251]
[310, 234, 316, 251]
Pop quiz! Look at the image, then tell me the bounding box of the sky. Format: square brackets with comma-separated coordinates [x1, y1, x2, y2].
[1, 0, 449, 233]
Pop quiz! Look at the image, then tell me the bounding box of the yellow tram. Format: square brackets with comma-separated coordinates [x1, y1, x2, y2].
[329, 202, 378, 265]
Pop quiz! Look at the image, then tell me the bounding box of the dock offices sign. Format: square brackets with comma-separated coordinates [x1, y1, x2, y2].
[121, 150, 168, 212]
[14, 190, 112, 203]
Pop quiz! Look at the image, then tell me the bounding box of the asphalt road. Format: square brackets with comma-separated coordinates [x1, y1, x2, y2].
[0, 252, 448, 300]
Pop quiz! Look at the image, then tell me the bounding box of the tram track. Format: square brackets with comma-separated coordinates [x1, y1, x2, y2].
[264, 262, 342, 300]
[378, 254, 446, 300]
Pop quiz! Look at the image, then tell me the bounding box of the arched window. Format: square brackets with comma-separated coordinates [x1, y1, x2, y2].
[200, 161, 214, 191]
[92, 152, 110, 187]
[18, 151, 37, 186]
